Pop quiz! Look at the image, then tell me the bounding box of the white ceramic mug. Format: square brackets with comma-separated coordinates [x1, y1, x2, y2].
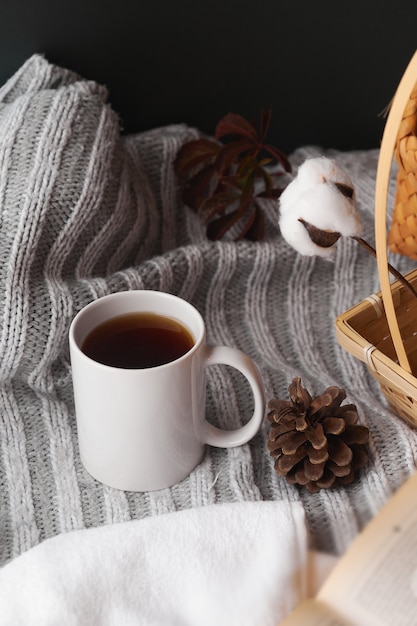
[69, 290, 265, 491]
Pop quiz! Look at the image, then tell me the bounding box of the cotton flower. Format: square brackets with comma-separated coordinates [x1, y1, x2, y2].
[278, 157, 417, 300]
[279, 157, 362, 258]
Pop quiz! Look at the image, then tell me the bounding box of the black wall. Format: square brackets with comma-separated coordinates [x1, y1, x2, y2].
[1, 0, 416, 154]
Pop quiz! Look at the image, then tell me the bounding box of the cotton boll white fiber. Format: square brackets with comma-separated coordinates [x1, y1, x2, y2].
[279, 157, 362, 257]
[296, 157, 354, 189]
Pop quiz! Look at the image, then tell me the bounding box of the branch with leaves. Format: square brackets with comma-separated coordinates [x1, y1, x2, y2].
[174, 109, 291, 241]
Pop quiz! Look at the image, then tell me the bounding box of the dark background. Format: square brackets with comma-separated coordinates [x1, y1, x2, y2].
[1, 0, 416, 154]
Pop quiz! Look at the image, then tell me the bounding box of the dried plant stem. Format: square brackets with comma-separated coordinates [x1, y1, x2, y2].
[352, 236, 417, 299]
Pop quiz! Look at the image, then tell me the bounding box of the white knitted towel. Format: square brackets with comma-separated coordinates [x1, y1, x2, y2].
[0, 500, 338, 626]
[0, 54, 416, 571]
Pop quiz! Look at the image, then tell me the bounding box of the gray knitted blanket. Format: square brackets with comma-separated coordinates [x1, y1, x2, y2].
[1, 54, 416, 567]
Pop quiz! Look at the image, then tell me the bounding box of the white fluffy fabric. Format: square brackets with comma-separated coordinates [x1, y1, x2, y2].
[279, 157, 362, 257]
[0, 500, 338, 626]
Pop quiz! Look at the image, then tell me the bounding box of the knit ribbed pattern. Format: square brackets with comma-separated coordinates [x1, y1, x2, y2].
[0, 55, 416, 565]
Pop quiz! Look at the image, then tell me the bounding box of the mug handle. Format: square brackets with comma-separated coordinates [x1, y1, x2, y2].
[201, 345, 265, 447]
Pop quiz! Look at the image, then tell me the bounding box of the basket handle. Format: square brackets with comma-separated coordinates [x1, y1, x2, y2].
[375, 50, 417, 374]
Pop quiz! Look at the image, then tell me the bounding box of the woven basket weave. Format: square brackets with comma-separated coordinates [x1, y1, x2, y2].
[336, 51, 417, 428]
[388, 79, 417, 259]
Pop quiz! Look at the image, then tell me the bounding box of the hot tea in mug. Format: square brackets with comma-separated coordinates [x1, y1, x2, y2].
[81, 312, 195, 369]
[69, 290, 265, 491]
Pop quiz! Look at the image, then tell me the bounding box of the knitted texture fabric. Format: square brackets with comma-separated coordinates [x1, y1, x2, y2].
[0, 54, 417, 566]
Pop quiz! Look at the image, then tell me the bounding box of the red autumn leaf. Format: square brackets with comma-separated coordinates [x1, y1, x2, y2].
[259, 108, 272, 143]
[217, 174, 241, 191]
[206, 209, 243, 240]
[174, 138, 220, 180]
[200, 191, 236, 221]
[239, 168, 257, 204]
[263, 144, 292, 172]
[214, 113, 258, 143]
[182, 164, 220, 211]
[237, 204, 265, 241]
[174, 109, 291, 241]
[214, 139, 255, 172]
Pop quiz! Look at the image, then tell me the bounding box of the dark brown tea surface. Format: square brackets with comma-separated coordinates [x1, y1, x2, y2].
[81, 312, 194, 369]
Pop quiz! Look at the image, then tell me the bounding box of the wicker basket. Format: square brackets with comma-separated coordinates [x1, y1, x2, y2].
[336, 50, 417, 429]
[388, 79, 417, 259]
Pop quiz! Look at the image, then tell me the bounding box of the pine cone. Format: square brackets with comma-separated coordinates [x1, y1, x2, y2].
[267, 378, 369, 493]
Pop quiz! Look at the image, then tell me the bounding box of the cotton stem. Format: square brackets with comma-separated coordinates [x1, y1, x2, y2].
[352, 236, 417, 299]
